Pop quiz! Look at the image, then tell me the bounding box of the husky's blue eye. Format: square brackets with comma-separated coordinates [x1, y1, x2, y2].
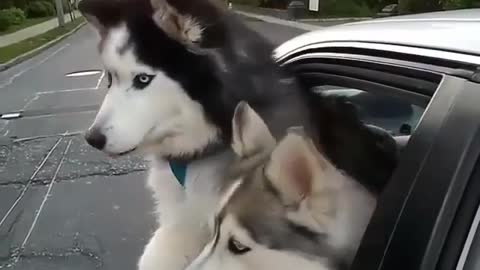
[228, 237, 251, 255]
[133, 73, 155, 89]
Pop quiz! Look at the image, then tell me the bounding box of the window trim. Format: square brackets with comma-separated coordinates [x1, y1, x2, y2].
[294, 62, 439, 95]
[393, 81, 480, 270]
[456, 204, 480, 270]
[440, 138, 480, 270]
[282, 51, 476, 84]
[298, 72, 430, 108]
[276, 42, 480, 71]
[346, 75, 456, 270]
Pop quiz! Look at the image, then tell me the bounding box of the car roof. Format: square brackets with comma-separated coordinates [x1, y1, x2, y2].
[275, 9, 480, 59]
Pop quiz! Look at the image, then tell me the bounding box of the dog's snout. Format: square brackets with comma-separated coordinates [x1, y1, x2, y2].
[85, 128, 107, 150]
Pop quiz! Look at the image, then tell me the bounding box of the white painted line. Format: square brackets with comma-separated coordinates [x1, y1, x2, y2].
[19, 109, 95, 120]
[0, 121, 8, 136]
[235, 11, 319, 31]
[95, 70, 106, 89]
[18, 139, 72, 254]
[3, 130, 9, 136]
[65, 70, 103, 77]
[0, 21, 85, 73]
[0, 136, 64, 228]
[37, 87, 97, 95]
[0, 44, 71, 89]
[22, 94, 40, 111]
[13, 131, 83, 143]
[1, 113, 21, 120]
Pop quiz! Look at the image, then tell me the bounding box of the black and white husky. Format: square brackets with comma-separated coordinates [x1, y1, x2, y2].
[78, 0, 397, 269]
[186, 102, 375, 270]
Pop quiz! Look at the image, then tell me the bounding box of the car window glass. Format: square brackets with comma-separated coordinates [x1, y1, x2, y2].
[313, 85, 426, 137]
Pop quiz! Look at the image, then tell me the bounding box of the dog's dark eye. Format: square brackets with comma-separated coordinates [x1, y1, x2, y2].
[133, 73, 155, 89]
[228, 237, 251, 255]
[107, 72, 113, 88]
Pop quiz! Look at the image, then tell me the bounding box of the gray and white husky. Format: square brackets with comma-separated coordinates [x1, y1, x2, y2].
[78, 0, 396, 269]
[186, 102, 375, 270]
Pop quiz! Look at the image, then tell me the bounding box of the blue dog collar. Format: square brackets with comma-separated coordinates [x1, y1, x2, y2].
[169, 161, 188, 187]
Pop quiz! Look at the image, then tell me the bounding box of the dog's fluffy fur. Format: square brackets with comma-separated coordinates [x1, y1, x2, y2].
[186, 102, 376, 270]
[78, 0, 397, 269]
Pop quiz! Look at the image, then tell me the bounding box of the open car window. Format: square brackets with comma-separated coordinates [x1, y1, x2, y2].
[313, 85, 426, 137]
[286, 56, 479, 270]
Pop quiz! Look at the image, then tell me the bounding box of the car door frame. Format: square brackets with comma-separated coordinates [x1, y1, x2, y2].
[278, 49, 480, 270]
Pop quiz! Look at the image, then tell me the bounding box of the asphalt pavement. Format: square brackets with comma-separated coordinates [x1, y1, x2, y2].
[0, 17, 306, 270]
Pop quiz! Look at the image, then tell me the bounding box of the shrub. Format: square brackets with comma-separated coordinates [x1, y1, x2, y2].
[0, 7, 25, 31]
[44, 0, 72, 12]
[0, 10, 16, 27]
[43, 1, 56, 15]
[320, 0, 374, 17]
[26, 1, 55, 18]
[231, 0, 262, 7]
[259, 0, 288, 9]
[0, 12, 12, 31]
[12, 0, 28, 10]
[7, 7, 26, 25]
[398, 0, 442, 14]
[442, 0, 480, 9]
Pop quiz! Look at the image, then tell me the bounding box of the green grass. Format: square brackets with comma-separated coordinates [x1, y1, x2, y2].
[0, 17, 85, 64]
[0, 17, 54, 36]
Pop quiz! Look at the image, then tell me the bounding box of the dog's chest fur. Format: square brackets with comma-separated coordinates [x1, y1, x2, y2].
[147, 150, 236, 224]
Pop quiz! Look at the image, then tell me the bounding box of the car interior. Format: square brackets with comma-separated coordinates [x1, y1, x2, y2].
[312, 85, 426, 155]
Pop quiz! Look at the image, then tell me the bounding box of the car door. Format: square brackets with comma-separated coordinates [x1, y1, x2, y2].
[279, 48, 480, 270]
[361, 77, 480, 270]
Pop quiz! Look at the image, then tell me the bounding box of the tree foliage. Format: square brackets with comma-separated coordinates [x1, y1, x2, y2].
[259, 0, 288, 8]
[399, 0, 442, 13]
[442, 0, 480, 9]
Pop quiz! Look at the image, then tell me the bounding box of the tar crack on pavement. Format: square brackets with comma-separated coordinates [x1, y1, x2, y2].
[0, 135, 147, 187]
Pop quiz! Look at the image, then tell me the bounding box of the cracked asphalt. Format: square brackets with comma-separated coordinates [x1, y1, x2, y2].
[0, 16, 305, 270]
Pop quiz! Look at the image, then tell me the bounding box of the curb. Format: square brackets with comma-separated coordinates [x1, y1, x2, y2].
[234, 10, 320, 31]
[0, 20, 87, 72]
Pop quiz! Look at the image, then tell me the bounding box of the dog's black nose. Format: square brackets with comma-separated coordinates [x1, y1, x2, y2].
[85, 128, 106, 150]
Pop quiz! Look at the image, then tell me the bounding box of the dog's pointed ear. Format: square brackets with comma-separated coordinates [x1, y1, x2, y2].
[231, 101, 276, 158]
[151, 0, 203, 44]
[78, 0, 126, 38]
[265, 130, 333, 205]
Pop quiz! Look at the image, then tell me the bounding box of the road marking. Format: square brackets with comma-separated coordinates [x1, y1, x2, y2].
[65, 70, 103, 77]
[0, 121, 8, 136]
[0, 94, 39, 135]
[0, 44, 70, 89]
[1, 112, 22, 120]
[95, 70, 106, 89]
[18, 109, 95, 120]
[0, 86, 93, 136]
[13, 131, 83, 143]
[37, 87, 97, 95]
[0, 136, 64, 229]
[18, 139, 72, 256]
[21, 95, 40, 111]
